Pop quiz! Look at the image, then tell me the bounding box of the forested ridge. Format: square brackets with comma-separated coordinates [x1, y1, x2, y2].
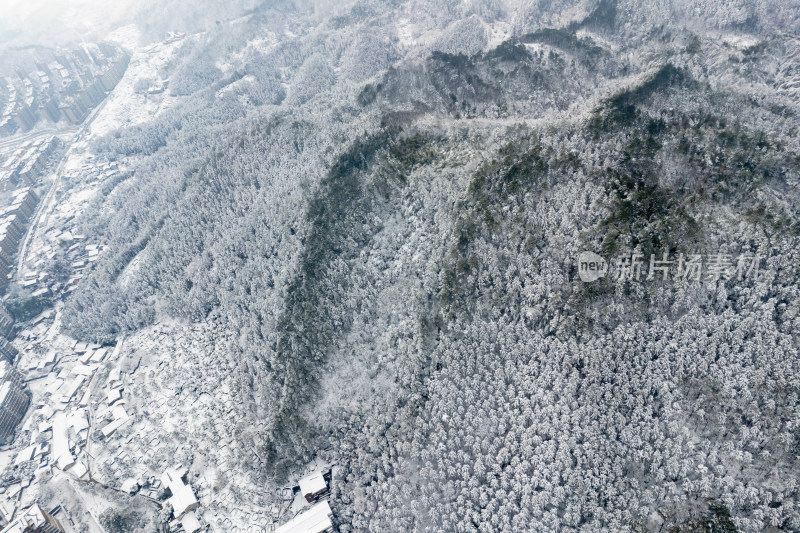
[60, 0, 800, 530]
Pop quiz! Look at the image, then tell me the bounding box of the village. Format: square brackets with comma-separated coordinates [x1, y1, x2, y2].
[0, 28, 337, 533]
[2, 306, 337, 533]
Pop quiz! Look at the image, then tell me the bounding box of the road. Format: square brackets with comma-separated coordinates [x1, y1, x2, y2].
[0, 124, 79, 152]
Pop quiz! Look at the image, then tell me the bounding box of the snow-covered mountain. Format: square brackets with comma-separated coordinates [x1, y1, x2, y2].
[55, 0, 800, 530]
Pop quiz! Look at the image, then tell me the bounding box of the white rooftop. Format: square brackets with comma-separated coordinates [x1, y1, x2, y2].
[51, 412, 74, 471]
[275, 501, 333, 533]
[180, 512, 203, 533]
[121, 478, 139, 493]
[161, 467, 198, 519]
[298, 471, 327, 497]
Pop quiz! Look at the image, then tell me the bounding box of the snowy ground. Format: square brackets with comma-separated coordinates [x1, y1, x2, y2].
[88, 29, 182, 139]
[2, 24, 334, 533]
[15, 146, 113, 289]
[89, 319, 277, 532]
[3, 304, 331, 531]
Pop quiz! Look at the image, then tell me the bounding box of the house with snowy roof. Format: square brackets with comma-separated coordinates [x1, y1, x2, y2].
[161, 466, 199, 519]
[298, 471, 330, 504]
[275, 501, 334, 533]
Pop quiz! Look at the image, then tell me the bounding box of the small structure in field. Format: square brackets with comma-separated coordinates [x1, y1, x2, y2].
[298, 471, 329, 504]
[180, 512, 203, 533]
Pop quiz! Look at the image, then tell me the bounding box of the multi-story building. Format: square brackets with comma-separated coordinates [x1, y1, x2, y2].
[11, 187, 38, 219]
[57, 100, 86, 125]
[98, 53, 129, 92]
[11, 105, 36, 131]
[37, 136, 58, 156]
[97, 42, 117, 58]
[0, 116, 15, 136]
[85, 81, 105, 107]
[0, 380, 29, 444]
[1, 216, 23, 240]
[0, 250, 11, 275]
[0, 505, 65, 533]
[0, 224, 21, 257]
[74, 46, 91, 66]
[42, 99, 60, 122]
[17, 161, 40, 186]
[2, 214, 23, 236]
[0, 338, 18, 363]
[0, 305, 14, 338]
[0, 361, 22, 387]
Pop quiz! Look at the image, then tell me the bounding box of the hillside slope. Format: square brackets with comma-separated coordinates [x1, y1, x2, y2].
[61, 1, 800, 531]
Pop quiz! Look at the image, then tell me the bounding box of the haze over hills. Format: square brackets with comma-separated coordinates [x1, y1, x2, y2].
[0, 0, 799, 532]
[0, 0, 260, 52]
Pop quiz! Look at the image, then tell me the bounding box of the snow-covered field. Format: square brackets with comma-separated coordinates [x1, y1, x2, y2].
[89, 30, 182, 139]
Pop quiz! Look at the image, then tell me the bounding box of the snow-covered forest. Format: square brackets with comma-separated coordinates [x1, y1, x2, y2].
[51, 0, 800, 530]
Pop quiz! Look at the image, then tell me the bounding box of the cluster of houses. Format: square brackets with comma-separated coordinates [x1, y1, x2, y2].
[0, 133, 335, 531]
[17, 339, 120, 475]
[0, 137, 59, 191]
[0, 323, 124, 527]
[1, 302, 339, 533]
[0, 42, 129, 136]
[5, 320, 205, 533]
[0, 36, 137, 533]
[118, 464, 203, 532]
[19, 231, 104, 300]
[19, 158, 121, 298]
